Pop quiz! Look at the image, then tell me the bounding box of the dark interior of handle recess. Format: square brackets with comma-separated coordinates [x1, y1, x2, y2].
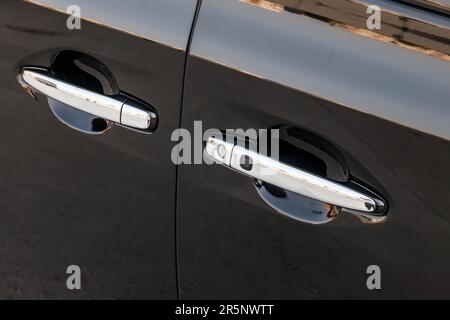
[47, 50, 120, 134]
[254, 125, 386, 224]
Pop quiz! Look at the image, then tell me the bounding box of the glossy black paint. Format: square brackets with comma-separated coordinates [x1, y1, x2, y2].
[0, 0, 185, 298]
[178, 54, 450, 298]
[177, 0, 450, 299]
[1, 0, 449, 300]
[251, 0, 450, 59]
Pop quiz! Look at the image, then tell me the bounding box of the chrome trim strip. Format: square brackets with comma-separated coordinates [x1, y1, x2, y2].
[205, 136, 380, 213]
[121, 99, 155, 130]
[22, 68, 124, 123]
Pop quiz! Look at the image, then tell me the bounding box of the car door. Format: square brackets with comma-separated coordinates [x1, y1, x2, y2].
[178, 0, 450, 298]
[0, 0, 197, 298]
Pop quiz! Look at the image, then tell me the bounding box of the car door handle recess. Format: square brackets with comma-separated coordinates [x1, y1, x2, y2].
[205, 136, 387, 223]
[19, 67, 157, 132]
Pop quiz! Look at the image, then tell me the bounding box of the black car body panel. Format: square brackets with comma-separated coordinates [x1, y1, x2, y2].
[0, 0, 197, 298]
[177, 0, 450, 298]
[0, 0, 449, 299]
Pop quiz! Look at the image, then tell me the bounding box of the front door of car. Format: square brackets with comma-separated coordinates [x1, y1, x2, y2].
[0, 0, 197, 298]
[178, 0, 450, 298]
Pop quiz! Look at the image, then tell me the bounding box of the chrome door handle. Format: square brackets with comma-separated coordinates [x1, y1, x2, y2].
[19, 67, 157, 131]
[205, 136, 386, 218]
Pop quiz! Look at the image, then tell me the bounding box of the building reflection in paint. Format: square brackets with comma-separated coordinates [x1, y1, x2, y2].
[240, 0, 450, 61]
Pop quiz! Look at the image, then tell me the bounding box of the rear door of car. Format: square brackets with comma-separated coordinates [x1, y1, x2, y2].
[0, 0, 197, 298]
[178, 0, 450, 298]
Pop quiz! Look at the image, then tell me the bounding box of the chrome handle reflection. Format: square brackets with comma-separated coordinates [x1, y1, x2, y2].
[19, 68, 156, 131]
[205, 136, 387, 223]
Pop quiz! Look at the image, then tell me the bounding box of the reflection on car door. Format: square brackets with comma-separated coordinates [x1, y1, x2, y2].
[0, 0, 197, 298]
[178, 0, 450, 299]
